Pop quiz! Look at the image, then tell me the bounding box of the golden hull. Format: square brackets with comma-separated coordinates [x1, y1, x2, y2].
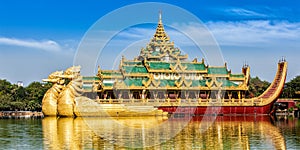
[58, 89, 74, 117]
[74, 97, 168, 117]
[42, 90, 58, 116]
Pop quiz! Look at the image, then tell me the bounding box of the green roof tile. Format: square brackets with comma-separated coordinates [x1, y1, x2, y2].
[123, 66, 147, 73]
[103, 83, 113, 87]
[123, 61, 143, 65]
[82, 76, 100, 81]
[230, 74, 245, 78]
[218, 80, 238, 87]
[159, 80, 175, 87]
[124, 78, 147, 86]
[207, 67, 228, 74]
[148, 62, 170, 70]
[101, 71, 122, 76]
[151, 51, 159, 56]
[191, 80, 206, 87]
[183, 63, 206, 70]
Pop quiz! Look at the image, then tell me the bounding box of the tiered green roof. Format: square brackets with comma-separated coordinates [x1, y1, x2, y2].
[95, 12, 249, 91]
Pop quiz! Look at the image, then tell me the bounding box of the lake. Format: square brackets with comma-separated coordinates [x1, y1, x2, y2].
[0, 115, 299, 149]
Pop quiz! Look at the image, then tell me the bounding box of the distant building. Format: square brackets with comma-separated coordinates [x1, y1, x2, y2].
[17, 81, 24, 87]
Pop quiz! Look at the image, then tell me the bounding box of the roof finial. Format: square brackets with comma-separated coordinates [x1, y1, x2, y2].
[159, 10, 162, 23]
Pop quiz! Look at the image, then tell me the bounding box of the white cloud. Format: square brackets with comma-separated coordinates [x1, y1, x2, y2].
[0, 37, 62, 51]
[72, 20, 300, 81]
[118, 28, 153, 39]
[89, 20, 300, 51]
[225, 8, 268, 17]
[99, 20, 300, 82]
[206, 20, 300, 46]
[113, 26, 200, 47]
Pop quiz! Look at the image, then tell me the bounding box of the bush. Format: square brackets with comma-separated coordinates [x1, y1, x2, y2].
[288, 107, 294, 113]
[296, 103, 300, 110]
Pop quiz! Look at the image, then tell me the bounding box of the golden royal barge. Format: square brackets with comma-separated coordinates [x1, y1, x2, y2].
[42, 14, 287, 117]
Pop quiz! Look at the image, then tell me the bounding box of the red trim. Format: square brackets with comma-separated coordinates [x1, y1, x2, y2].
[158, 102, 276, 115]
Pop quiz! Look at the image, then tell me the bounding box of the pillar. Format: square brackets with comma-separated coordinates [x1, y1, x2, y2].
[195, 91, 199, 99]
[228, 91, 232, 99]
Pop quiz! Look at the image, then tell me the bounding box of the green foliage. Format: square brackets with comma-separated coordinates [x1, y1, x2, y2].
[281, 76, 300, 98]
[288, 107, 294, 113]
[296, 103, 300, 109]
[248, 76, 270, 97]
[0, 79, 51, 111]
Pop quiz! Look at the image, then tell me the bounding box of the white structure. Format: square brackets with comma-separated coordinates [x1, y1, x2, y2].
[17, 81, 23, 87]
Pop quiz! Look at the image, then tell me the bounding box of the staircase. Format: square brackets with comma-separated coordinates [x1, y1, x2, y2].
[256, 61, 287, 105]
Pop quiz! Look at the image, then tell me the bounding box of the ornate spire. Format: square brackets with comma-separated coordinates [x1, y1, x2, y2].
[153, 11, 169, 40]
[138, 11, 187, 61]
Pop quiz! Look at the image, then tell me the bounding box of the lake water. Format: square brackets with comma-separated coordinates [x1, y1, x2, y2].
[0, 115, 299, 149]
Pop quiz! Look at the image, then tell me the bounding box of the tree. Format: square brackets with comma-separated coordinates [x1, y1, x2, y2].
[0, 93, 13, 110]
[10, 101, 25, 111]
[248, 76, 270, 97]
[281, 76, 300, 98]
[0, 80, 15, 110]
[0, 79, 52, 111]
[13, 86, 26, 101]
[24, 82, 51, 111]
[0, 79, 14, 94]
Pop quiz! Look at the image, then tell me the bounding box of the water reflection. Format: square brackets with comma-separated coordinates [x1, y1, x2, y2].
[42, 116, 287, 149]
[275, 116, 300, 150]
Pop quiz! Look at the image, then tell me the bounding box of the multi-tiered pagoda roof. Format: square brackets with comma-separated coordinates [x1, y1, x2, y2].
[86, 13, 250, 96]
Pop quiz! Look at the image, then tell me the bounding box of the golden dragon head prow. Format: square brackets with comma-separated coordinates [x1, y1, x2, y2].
[60, 66, 81, 79]
[42, 70, 64, 84]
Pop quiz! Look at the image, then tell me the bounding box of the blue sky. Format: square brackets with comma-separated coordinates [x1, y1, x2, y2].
[0, 0, 300, 85]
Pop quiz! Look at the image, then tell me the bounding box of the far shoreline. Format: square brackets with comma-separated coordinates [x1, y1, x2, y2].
[0, 111, 44, 119]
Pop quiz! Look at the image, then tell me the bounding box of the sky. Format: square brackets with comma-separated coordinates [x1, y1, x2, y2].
[0, 0, 300, 85]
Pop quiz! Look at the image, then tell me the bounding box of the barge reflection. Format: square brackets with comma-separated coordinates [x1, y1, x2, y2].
[42, 116, 286, 149]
